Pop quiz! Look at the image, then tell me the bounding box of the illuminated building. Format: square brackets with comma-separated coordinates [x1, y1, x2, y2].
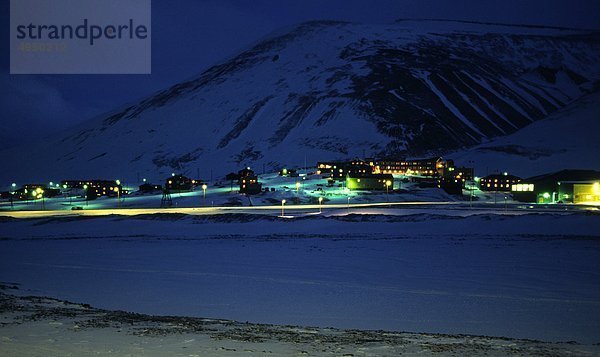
[372, 157, 453, 177]
[61, 179, 122, 198]
[512, 170, 600, 204]
[559, 181, 600, 204]
[239, 174, 262, 194]
[164, 175, 195, 192]
[317, 157, 454, 180]
[346, 173, 394, 191]
[12, 184, 60, 200]
[317, 160, 372, 180]
[479, 173, 521, 192]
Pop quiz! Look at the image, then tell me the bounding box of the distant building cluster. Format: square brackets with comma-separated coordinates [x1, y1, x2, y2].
[317, 157, 471, 193]
[1, 158, 599, 207]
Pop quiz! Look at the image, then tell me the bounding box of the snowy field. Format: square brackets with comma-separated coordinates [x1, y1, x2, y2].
[1, 210, 599, 352]
[2, 290, 597, 356]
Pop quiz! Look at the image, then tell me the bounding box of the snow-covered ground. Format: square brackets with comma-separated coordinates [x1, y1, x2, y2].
[2, 289, 597, 356]
[1, 211, 599, 346]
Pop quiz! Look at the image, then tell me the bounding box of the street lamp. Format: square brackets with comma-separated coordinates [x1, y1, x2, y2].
[281, 199, 286, 217]
[295, 181, 301, 194]
[83, 184, 88, 206]
[468, 160, 475, 209]
[385, 180, 392, 205]
[318, 196, 323, 213]
[347, 196, 350, 211]
[11, 183, 16, 193]
[37, 188, 45, 210]
[202, 183, 208, 205]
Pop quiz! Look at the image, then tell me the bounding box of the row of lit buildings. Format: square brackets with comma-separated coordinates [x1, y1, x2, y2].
[316, 157, 473, 192]
[475, 170, 600, 204]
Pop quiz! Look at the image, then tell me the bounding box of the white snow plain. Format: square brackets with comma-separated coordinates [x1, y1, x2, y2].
[0, 210, 598, 346]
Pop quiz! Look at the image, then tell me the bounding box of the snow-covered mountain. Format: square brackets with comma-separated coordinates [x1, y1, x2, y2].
[2, 20, 600, 183]
[451, 90, 600, 178]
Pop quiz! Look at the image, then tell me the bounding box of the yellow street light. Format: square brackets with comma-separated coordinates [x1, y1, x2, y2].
[318, 196, 323, 213]
[295, 181, 301, 193]
[83, 184, 89, 206]
[281, 199, 286, 217]
[202, 183, 208, 203]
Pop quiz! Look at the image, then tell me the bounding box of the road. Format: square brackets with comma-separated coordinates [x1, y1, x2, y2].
[0, 200, 597, 219]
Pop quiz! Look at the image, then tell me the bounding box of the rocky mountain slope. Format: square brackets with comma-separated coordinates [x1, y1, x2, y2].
[2, 20, 599, 183]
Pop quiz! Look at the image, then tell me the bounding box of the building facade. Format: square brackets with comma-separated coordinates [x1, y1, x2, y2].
[239, 175, 262, 195]
[346, 173, 394, 191]
[372, 157, 453, 177]
[165, 175, 195, 192]
[479, 174, 521, 192]
[512, 170, 600, 204]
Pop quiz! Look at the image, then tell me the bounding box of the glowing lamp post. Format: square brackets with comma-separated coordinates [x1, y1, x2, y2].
[318, 196, 323, 213]
[11, 183, 16, 193]
[281, 199, 286, 217]
[115, 180, 121, 207]
[83, 184, 88, 206]
[202, 183, 208, 205]
[347, 196, 350, 211]
[295, 181, 301, 194]
[38, 188, 45, 210]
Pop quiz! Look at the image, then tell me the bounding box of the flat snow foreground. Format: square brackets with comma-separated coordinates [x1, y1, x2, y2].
[0, 210, 599, 354]
[1, 289, 598, 356]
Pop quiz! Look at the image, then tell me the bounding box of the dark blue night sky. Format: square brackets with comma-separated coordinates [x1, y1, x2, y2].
[2, 0, 599, 148]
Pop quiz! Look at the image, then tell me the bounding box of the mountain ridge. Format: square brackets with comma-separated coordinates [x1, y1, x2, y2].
[1, 19, 599, 183]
